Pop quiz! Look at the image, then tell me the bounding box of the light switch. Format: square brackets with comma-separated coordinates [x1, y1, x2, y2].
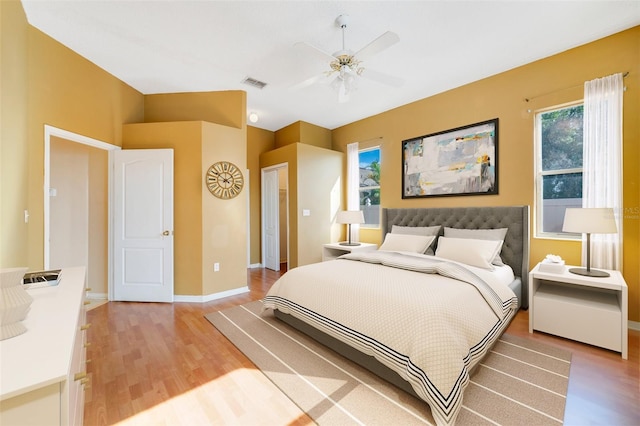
[302, 209, 311, 216]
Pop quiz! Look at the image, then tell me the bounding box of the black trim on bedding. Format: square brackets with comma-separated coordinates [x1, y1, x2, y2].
[263, 293, 517, 424]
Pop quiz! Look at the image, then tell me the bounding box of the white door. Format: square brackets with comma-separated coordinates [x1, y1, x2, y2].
[113, 149, 174, 302]
[262, 168, 280, 271]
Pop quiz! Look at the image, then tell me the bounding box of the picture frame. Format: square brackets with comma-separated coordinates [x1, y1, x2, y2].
[402, 118, 498, 198]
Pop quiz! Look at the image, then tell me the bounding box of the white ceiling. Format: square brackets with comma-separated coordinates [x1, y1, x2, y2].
[21, 1, 640, 132]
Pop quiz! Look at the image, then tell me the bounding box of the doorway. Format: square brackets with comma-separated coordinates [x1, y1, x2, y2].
[44, 125, 118, 299]
[261, 164, 288, 271]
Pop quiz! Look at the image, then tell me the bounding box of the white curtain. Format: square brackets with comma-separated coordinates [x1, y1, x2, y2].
[582, 73, 623, 270]
[346, 142, 360, 243]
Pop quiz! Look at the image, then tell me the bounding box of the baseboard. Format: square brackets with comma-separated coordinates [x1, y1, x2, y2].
[249, 263, 263, 269]
[86, 292, 107, 300]
[173, 286, 249, 303]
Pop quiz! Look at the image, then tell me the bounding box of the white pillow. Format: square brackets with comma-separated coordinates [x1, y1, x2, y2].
[443, 227, 508, 241]
[391, 225, 441, 236]
[435, 236, 503, 270]
[379, 233, 436, 254]
[443, 227, 508, 265]
[391, 225, 441, 254]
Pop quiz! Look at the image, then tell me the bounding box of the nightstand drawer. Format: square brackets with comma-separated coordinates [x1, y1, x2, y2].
[533, 283, 622, 351]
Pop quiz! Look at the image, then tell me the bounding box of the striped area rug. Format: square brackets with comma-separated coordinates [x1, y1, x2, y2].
[205, 301, 571, 425]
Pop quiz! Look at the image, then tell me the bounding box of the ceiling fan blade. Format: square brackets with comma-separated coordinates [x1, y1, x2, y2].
[354, 31, 400, 62]
[289, 72, 327, 90]
[293, 41, 336, 64]
[359, 68, 404, 87]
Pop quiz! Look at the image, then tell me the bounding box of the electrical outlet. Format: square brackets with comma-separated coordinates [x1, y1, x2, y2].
[214, 262, 220, 272]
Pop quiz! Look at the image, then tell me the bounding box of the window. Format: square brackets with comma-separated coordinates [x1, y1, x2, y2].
[535, 103, 583, 238]
[359, 147, 380, 228]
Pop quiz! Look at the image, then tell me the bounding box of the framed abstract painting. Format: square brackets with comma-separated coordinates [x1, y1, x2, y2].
[402, 118, 498, 198]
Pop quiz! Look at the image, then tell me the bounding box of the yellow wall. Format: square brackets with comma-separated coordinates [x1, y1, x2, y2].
[332, 27, 640, 321]
[123, 121, 247, 296]
[250, 121, 333, 266]
[0, 1, 144, 270]
[274, 122, 301, 148]
[26, 24, 144, 270]
[260, 143, 343, 268]
[144, 91, 246, 129]
[2, 3, 248, 298]
[275, 121, 332, 149]
[201, 121, 248, 294]
[296, 143, 344, 265]
[122, 122, 204, 296]
[1, 0, 29, 268]
[2, 0, 638, 320]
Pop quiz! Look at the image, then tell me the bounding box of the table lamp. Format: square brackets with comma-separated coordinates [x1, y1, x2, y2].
[562, 207, 617, 277]
[336, 210, 365, 246]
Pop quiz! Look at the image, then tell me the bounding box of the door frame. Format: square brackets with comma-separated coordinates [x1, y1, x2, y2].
[261, 163, 289, 270]
[44, 125, 119, 295]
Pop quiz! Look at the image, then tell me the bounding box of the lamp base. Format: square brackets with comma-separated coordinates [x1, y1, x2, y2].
[568, 267, 610, 278]
[339, 242, 361, 246]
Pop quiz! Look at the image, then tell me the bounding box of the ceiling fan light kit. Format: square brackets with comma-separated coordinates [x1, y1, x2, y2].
[294, 14, 402, 103]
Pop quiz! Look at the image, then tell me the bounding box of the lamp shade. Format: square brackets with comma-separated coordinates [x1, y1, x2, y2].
[336, 210, 364, 225]
[562, 208, 617, 234]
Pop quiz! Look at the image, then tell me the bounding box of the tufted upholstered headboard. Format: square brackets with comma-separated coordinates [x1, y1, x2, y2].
[382, 206, 530, 308]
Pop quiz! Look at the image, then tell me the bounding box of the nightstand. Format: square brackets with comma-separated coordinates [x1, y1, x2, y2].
[528, 262, 628, 359]
[322, 242, 377, 261]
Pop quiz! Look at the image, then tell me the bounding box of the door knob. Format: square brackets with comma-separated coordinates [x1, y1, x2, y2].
[163, 230, 170, 236]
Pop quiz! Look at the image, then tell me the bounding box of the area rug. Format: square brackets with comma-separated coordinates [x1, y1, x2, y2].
[205, 301, 571, 425]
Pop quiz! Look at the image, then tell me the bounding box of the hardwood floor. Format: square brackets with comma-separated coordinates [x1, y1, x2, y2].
[84, 267, 639, 425]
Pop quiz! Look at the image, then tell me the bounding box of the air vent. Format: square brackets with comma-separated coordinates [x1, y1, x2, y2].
[242, 76, 268, 89]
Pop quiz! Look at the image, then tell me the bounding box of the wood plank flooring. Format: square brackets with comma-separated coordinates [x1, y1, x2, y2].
[84, 267, 639, 425]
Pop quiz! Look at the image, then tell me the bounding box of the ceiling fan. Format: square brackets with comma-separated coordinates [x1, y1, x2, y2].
[293, 15, 403, 103]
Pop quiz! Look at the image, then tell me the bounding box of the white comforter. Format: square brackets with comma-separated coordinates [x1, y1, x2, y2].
[263, 251, 519, 425]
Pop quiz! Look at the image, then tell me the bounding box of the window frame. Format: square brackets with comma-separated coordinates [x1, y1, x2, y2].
[534, 101, 583, 240]
[358, 146, 381, 229]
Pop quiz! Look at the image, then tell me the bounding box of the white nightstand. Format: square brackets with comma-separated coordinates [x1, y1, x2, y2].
[528, 263, 628, 359]
[322, 242, 378, 261]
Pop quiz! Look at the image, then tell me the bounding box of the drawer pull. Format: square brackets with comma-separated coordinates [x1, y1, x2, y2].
[80, 378, 90, 385]
[80, 323, 92, 331]
[84, 342, 92, 348]
[84, 300, 91, 305]
[74, 372, 87, 381]
[86, 359, 92, 364]
[85, 287, 92, 292]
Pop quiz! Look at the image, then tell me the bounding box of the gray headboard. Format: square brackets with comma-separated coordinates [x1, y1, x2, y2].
[382, 206, 530, 308]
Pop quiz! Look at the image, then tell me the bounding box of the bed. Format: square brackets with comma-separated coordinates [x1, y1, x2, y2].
[263, 206, 530, 425]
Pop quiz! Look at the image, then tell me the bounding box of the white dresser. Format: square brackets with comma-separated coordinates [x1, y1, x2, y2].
[0, 267, 89, 425]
